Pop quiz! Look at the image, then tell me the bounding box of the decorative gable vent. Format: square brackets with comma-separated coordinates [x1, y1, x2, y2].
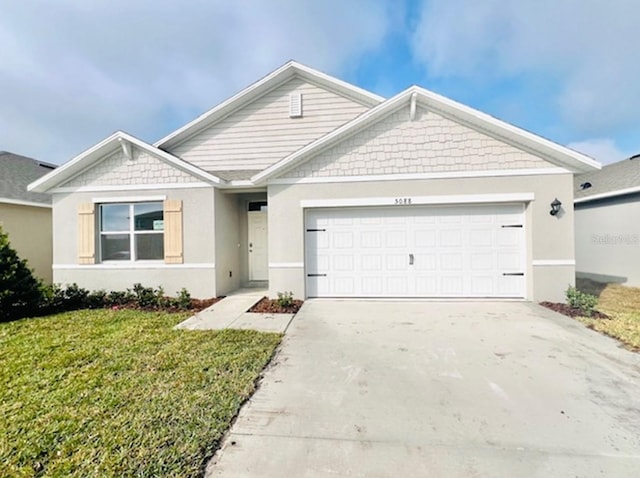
[289, 92, 302, 118]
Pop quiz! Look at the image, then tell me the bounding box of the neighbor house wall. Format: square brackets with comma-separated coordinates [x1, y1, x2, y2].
[52, 187, 216, 298]
[268, 173, 575, 302]
[169, 77, 370, 171]
[575, 195, 640, 286]
[0, 203, 53, 283]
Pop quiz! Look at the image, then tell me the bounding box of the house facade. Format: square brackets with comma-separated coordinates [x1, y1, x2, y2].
[29, 62, 600, 302]
[574, 156, 640, 286]
[1, 151, 56, 283]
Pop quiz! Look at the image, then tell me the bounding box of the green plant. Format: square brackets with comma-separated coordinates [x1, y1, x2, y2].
[106, 289, 135, 306]
[130, 283, 164, 309]
[176, 288, 192, 310]
[0, 226, 43, 320]
[276, 291, 295, 308]
[566, 286, 599, 317]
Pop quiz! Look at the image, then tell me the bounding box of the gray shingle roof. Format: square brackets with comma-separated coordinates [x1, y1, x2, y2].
[0, 151, 56, 205]
[575, 154, 640, 201]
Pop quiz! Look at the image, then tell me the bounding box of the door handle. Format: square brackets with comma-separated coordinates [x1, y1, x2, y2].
[409, 253, 414, 265]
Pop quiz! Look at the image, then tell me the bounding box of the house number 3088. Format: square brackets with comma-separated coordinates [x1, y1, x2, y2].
[394, 198, 412, 205]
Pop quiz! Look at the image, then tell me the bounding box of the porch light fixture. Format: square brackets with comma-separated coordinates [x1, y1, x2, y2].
[550, 198, 562, 216]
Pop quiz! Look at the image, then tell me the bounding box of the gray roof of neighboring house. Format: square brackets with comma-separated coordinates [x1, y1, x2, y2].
[575, 154, 640, 202]
[209, 169, 263, 181]
[0, 151, 57, 205]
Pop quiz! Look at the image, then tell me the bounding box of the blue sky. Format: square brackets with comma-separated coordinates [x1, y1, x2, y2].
[1, 0, 638, 165]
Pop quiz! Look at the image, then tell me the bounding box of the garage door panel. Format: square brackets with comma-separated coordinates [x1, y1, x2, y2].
[305, 204, 525, 298]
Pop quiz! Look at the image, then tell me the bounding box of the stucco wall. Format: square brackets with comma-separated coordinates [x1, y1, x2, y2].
[214, 189, 241, 295]
[575, 195, 640, 286]
[0, 203, 53, 283]
[52, 187, 216, 298]
[267, 173, 575, 302]
[283, 106, 550, 178]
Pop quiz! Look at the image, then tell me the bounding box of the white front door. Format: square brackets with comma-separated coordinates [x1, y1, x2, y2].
[305, 204, 526, 298]
[248, 211, 268, 281]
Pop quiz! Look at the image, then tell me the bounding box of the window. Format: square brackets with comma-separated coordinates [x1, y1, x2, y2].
[99, 202, 164, 261]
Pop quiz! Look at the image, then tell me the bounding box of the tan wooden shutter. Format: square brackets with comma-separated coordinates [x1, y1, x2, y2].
[77, 203, 95, 264]
[163, 199, 183, 264]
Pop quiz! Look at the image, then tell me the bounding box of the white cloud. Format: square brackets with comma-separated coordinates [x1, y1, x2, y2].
[567, 138, 631, 165]
[0, 1, 393, 163]
[411, 0, 640, 136]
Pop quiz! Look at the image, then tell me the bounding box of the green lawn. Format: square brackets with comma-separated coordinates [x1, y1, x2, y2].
[0, 309, 281, 477]
[576, 279, 640, 351]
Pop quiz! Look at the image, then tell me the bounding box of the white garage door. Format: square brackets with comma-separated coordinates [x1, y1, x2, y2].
[305, 204, 526, 298]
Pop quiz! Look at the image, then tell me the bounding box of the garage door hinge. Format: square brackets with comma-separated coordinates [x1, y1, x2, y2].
[503, 272, 524, 276]
[306, 228, 326, 232]
[501, 224, 523, 228]
[307, 273, 327, 277]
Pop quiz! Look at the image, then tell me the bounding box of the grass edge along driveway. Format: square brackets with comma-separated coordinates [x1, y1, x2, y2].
[0, 309, 281, 477]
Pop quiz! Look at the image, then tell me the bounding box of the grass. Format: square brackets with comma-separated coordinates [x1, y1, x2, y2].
[0, 309, 281, 477]
[576, 279, 640, 351]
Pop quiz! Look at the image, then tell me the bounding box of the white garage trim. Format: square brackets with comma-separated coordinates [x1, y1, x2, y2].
[301, 192, 534, 209]
[532, 259, 575, 266]
[269, 262, 305, 268]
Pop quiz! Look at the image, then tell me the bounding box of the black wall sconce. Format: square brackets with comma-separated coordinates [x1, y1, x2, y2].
[550, 198, 562, 216]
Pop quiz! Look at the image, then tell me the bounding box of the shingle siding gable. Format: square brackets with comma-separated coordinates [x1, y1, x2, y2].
[282, 106, 552, 178]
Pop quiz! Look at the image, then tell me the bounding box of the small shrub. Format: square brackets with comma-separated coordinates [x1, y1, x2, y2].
[0, 226, 43, 320]
[276, 291, 294, 308]
[106, 290, 135, 307]
[63, 283, 90, 309]
[86, 289, 108, 309]
[566, 286, 599, 317]
[39, 283, 66, 312]
[176, 288, 192, 310]
[130, 283, 163, 309]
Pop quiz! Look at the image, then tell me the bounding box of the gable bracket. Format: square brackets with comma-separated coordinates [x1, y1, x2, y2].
[409, 92, 417, 121]
[118, 138, 133, 161]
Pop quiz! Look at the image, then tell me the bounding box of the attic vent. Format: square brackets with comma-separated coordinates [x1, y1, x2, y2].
[580, 182, 592, 190]
[289, 93, 302, 118]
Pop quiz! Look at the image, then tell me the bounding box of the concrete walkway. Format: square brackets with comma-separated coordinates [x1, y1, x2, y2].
[175, 288, 294, 333]
[208, 300, 640, 477]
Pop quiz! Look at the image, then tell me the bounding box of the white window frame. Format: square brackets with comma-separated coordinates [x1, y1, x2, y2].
[98, 201, 164, 263]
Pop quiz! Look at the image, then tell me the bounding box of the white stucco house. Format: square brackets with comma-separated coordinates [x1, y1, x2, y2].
[29, 61, 600, 302]
[574, 155, 640, 286]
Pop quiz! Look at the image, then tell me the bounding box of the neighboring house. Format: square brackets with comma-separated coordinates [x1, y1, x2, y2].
[1, 151, 56, 283]
[29, 61, 600, 302]
[574, 155, 640, 286]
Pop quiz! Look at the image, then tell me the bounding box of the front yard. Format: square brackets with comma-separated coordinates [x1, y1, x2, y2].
[576, 279, 640, 351]
[0, 309, 281, 477]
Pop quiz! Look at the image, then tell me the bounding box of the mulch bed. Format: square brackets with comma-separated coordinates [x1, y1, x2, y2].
[539, 301, 610, 320]
[248, 297, 304, 314]
[112, 297, 221, 314]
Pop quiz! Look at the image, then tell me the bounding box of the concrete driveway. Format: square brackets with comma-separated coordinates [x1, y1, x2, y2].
[207, 301, 640, 477]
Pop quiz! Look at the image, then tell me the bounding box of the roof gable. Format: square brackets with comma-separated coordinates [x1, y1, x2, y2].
[28, 132, 221, 193]
[154, 61, 384, 151]
[253, 86, 601, 183]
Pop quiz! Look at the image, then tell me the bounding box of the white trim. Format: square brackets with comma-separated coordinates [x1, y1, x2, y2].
[575, 185, 640, 204]
[532, 259, 575, 266]
[0, 197, 51, 208]
[270, 168, 569, 185]
[91, 195, 167, 204]
[53, 263, 216, 270]
[268, 262, 304, 268]
[52, 182, 212, 194]
[301, 193, 535, 209]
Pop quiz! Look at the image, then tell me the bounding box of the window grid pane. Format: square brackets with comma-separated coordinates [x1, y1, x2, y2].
[99, 201, 164, 262]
